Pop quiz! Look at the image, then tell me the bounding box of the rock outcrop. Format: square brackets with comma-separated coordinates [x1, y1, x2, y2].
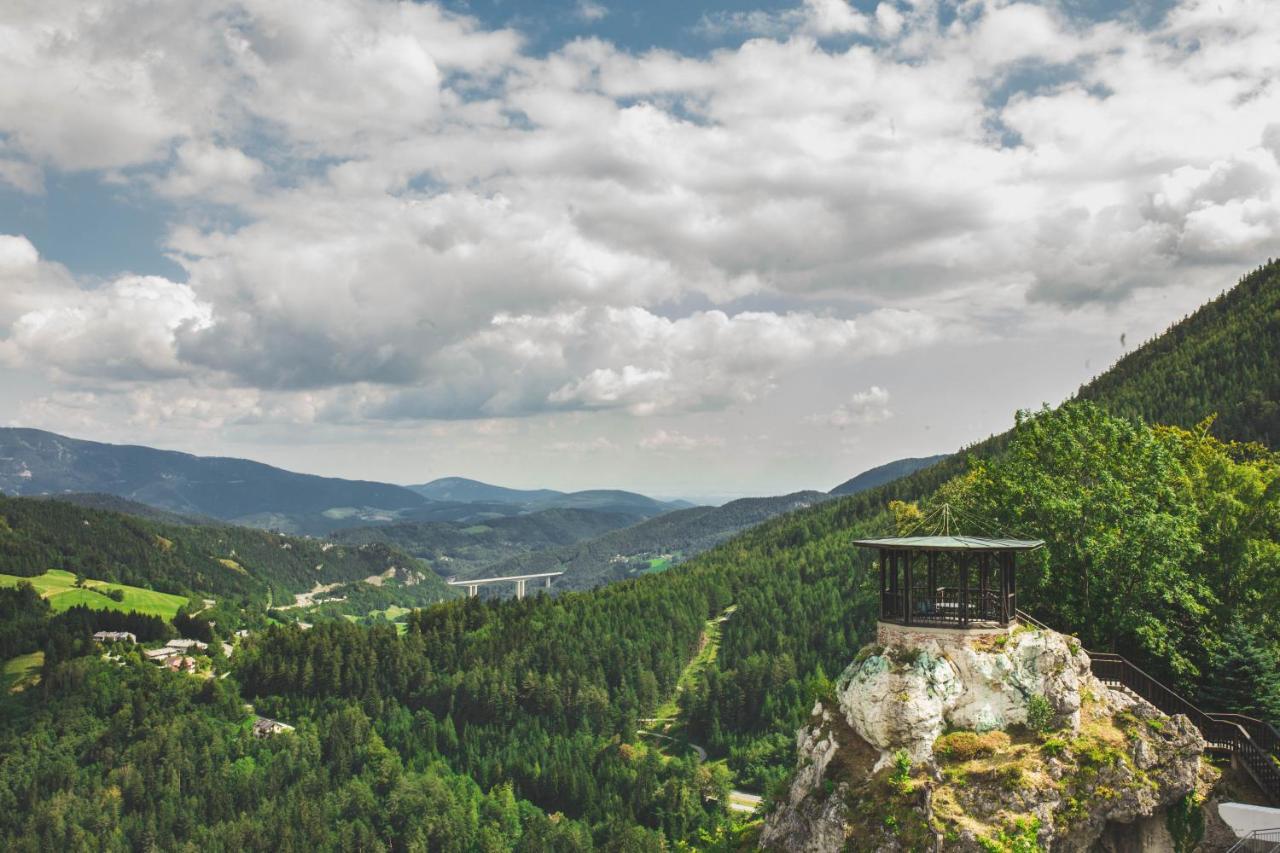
[761, 623, 1207, 852]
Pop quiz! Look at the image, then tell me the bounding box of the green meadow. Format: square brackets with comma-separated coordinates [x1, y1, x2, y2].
[2, 651, 43, 694]
[0, 569, 189, 619]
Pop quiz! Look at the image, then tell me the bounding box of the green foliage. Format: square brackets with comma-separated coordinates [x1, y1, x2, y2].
[934, 730, 1011, 762]
[1076, 261, 1280, 447]
[1166, 793, 1205, 853]
[889, 750, 912, 794]
[1039, 737, 1067, 759]
[0, 495, 451, 608]
[966, 402, 1280, 690]
[1025, 695, 1054, 733]
[0, 655, 583, 851]
[978, 817, 1043, 853]
[1197, 619, 1280, 724]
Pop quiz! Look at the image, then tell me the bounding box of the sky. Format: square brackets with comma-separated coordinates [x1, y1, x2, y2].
[1, 0, 1277, 502]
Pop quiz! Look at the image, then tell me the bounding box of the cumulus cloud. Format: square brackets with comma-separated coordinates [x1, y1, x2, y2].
[638, 429, 726, 451]
[576, 1, 609, 23]
[2, 0, 1280, 434]
[154, 141, 265, 203]
[810, 386, 893, 427]
[697, 0, 868, 39]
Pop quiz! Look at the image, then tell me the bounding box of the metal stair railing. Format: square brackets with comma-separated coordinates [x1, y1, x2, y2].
[1015, 610, 1280, 806]
[1227, 828, 1280, 852]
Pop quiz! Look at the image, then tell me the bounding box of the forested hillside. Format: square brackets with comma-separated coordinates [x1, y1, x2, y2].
[2, 263, 1278, 850]
[330, 508, 639, 578]
[828, 454, 948, 495]
[0, 428, 427, 525]
[486, 491, 834, 590]
[1077, 259, 1280, 446]
[0, 496, 451, 608]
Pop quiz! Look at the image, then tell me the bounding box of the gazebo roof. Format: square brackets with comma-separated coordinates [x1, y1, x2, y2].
[852, 535, 1045, 552]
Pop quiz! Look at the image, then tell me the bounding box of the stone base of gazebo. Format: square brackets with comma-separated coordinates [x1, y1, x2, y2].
[876, 620, 1012, 651]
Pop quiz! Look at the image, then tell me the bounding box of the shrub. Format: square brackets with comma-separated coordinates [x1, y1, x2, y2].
[934, 730, 1011, 762]
[979, 817, 1043, 853]
[1167, 793, 1205, 853]
[890, 749, 913, 793]
[1025, 695, 1054, 733]
[1039, 736, 1067, 758]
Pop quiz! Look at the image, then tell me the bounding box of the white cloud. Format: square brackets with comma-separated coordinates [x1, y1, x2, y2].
[638, 429, 725, 451]
[2, 0, 1280, 437]
[155, 141, 265, 203]
[576, 1, 609, 23]
[811, 386, 893, 427]
[697, 0, 868, 39]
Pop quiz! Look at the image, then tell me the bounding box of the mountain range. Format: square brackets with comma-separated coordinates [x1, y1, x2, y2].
[0, 429, 690, 535]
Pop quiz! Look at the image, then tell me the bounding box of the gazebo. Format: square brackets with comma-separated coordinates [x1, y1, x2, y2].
[852, 535, 1044, 628]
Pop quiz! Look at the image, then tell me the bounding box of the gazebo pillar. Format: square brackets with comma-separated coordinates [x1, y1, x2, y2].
[903, 551, 913, 625]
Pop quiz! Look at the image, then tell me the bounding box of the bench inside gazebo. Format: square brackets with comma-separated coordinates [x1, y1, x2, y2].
[852, 535, 1044, 629]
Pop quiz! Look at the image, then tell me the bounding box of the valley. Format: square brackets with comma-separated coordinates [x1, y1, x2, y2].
[0, 261, 1278, 851]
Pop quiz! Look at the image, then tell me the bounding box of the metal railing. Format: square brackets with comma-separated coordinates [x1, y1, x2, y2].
[1227, 828, 1280, 852]
[882, 587, 1009, 626]
[1016, 611, 1280, 806]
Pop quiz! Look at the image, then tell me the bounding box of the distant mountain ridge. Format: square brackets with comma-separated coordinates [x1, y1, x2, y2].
[409, 477, 564, 504]
[331, 507, 641, 578]
[0, 428, 426, 526]
[410, 476, 693, 515]
[0, 430, 687, 535]
[479, 490, 835, 591]
[829, 454, 949, 496]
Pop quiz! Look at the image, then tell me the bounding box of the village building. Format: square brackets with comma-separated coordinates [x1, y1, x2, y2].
[92, 631, 137, 644]
[164, 655, 198, 673]
[252, 717, 295, 738]
[165, 638, 208, 651]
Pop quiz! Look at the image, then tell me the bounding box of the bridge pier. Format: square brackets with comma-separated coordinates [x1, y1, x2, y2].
[447, 571, 565, 600]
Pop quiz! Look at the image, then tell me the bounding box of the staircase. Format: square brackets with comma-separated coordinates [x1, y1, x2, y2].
[1016, 611, 1280, 806]
[1227, 828, 1280, 852]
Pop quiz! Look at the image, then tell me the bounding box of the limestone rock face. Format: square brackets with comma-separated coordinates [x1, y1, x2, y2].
[841, 626, 1088, 765]
[760, 624, 1206, 853]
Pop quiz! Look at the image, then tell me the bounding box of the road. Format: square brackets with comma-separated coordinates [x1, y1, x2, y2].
[636, 730, 762, 813]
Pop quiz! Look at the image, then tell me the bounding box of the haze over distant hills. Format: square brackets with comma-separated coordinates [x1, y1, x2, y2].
[0, 428, 426, 528]
[473, 490, 835, 590]
[411, 476, 694, 515]
[0, 429, 692, 535]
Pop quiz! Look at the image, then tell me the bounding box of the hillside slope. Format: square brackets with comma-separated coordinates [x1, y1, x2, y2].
[330, 507, 640, 576]
[411, 477, 691, 516]
[1076, 260, 1280, 445]
[0, 495, 452, 606]
[829, 454, 949, 495]
[484, 490, 834, 590]
[408, 477, 563, 504]
[0, 428, 427, 524]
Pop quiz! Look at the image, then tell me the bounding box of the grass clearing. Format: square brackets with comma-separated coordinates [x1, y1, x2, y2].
[0, 569, 188, 619]
[649, 604, 735, 725]
[643, 553, 680, 574]
[2, 651, 43, 693]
